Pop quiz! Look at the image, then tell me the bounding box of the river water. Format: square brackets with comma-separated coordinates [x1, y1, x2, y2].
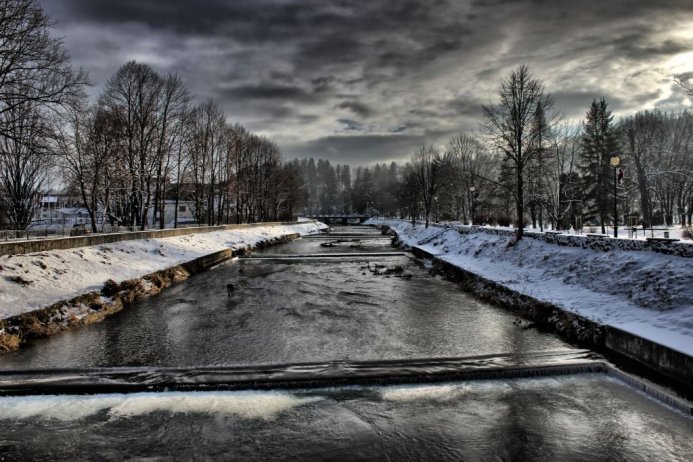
[0, 225, 691, 460]
[0, 226, 573, 368]
[0, 375, 691, 461]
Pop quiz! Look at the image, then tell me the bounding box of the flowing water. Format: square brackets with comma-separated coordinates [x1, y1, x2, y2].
[0, 226, 573, 368]
[0, 225, 691, 460]
[0, 375, 691, 461]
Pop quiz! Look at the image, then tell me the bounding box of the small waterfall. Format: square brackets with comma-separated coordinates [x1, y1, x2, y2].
[1, 357, 689, 417]
[604, 365, 693, 416]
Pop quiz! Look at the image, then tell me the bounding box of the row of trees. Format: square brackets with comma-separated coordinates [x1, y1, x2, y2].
[390, 66, 693, 240]
[56, 63, 304, 232]
[0, 0, 306, 232]
[0, 0, 86, 230]
[294, 84, 692, 239]
[2, 1, 690, 237]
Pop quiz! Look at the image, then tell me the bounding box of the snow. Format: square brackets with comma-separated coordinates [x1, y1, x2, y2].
[366, 219, 693, 357]
[0, 222, 327, 320]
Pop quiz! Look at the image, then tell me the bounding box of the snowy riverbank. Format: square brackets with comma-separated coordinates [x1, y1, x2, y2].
[366, 219, 693, 358]
[0, 222, 327, 320]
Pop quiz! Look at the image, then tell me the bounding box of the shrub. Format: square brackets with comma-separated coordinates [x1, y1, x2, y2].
[0, 331, 21, 352]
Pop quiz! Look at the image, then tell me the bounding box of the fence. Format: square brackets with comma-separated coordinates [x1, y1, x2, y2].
[1, 222, 208, 242]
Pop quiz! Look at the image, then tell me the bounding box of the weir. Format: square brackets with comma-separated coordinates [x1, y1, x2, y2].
[0, 351, 690, 415]
[301, 234, 391, 239]
[240, 252, 407, 260]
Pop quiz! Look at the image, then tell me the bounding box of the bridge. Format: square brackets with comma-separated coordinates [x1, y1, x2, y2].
[307, 213, 371, 225]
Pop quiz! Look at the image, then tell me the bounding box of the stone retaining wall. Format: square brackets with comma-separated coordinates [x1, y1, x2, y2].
[409, 245, 692, 390]
[0, 222, 295, 256]
[385, 225, 693, 391]
[429, 223, 693, 258]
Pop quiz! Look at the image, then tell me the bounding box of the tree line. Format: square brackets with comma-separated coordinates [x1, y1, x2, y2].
[2, 1, 691, 239]
[295, 87, 692, 241]
[0, 0, 305, 232]
[55, 63, 305, 232]
[296, 65, 691, 241]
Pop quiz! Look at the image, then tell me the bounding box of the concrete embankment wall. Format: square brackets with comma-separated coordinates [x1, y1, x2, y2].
[0, 222, 294, 257]
[398, 234, 693, 391]
[0, 231, 301, 353]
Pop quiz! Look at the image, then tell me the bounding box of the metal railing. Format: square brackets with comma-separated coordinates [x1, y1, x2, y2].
[0, 222, 204, 242]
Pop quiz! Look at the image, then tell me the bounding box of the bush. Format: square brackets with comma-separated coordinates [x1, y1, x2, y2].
[0, 328, 21, 352]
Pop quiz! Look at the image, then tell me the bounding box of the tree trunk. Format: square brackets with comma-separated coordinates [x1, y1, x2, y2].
[159, 181, 166, 229]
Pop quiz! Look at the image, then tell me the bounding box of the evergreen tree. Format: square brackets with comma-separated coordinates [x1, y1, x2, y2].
[579, 98, 620, 233]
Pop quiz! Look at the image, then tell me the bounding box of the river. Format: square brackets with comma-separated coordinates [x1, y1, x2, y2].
[0, 225, 690, 460]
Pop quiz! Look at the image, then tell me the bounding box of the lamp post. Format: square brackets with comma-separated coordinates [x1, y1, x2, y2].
[469, 186, 476, 225]
[434, 196, 438, 223]
[609, 154, 621, 238]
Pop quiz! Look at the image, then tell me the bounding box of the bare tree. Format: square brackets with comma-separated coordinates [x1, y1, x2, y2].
[411, 146, 442, 228]
[543, 123, 581, 230]
[674, 75, 693, 98]
[0, 101, 51, 232]
[445, 134, 494, 224]
[100, 61, 163, 229]
[54, 103, 123, 232]
[482, 65, 556, 240]
[0, 0, 88, 143]
[398, 164, 421, 225]
[152, 73, 190, 229]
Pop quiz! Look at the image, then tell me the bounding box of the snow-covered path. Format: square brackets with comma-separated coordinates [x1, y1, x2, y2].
[0, 222, 327, 320]
[367, 219, 693, 357]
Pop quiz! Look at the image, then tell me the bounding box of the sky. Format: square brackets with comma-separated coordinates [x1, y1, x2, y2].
[40, 0, 693, 165]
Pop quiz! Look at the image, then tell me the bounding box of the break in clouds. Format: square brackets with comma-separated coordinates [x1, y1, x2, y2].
[41, 0, 693, 164]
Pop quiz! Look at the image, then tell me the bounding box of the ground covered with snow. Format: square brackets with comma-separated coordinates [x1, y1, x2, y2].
[366, 219, 693, 357]
[0, 222, 326, 320]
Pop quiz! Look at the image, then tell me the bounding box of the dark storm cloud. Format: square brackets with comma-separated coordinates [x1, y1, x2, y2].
[552, 91, 628, 117]
[335, 101, 373, 118]
[40, 0, 693, 164]
[284, 132, 456, 165]
[217, 84, 313, 102]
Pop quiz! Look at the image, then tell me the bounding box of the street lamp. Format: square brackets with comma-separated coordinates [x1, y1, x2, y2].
[469, 186, 479, 225]
[609, 154, 621, 238]
[434, 196, 438, 223]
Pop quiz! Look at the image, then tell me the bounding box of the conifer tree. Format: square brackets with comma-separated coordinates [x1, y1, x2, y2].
[579, 98, 620, 233]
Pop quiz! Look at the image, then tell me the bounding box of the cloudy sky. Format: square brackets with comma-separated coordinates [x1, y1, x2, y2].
[41, 0, 693, 165]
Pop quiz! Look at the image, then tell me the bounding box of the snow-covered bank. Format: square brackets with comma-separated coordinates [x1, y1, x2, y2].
[367, 219, 693, 357]
[0, 222, 327, 320]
